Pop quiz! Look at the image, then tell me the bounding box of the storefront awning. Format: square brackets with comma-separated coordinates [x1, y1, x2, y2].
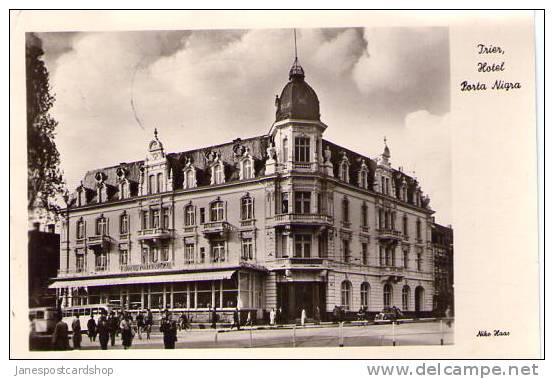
[49, 270, 237, 289]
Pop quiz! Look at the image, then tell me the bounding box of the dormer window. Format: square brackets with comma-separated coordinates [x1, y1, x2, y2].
[358, 163, 369, 189]
[339, 152, 350, 183]
[241, 158, 253, 180]
[97, 184, 107, 203]
[77, 188, 85, 207]
[119, 181, 129, 199]
[184, 168, 196, 189]
[211, 162, 225, 185]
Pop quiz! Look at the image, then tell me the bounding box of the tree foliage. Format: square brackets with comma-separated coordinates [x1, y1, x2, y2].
[26, 33, 64, 216]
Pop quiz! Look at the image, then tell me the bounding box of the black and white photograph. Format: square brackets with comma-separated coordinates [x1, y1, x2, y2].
[11, 10, 541, 360]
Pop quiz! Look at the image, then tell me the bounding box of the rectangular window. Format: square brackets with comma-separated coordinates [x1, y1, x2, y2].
[95, 252, 107, 271]
[362, 243, 368, 265]
[152, 210, 160, 229]
[281, 192, 289, 214]
[379, 245, 384, 266]
[148, 175, 156, 194]
[162, 209, 169, 229]
[95, 218, 107, 236]
[150, 246, 159, 263]
[185, 206, 195, 226]
[279, 233, 288, 258]
[294, 192, 311, 214]
[417, 251, 422, 271]
[141, 246, 148, 264]
[142, 211, 149, 230]
[76, 253, 85, 272]
[161, 246, 169, 262]
[199, 208, 205, 224]
[318, 232, 327, 258]
[343, 239, 350, 263]
[76, 221, 85, 239]
[241, 197, 254, 220]
[210, 202, 224, 222]
[403, 216, 408, 236]
[120, 214, 129, 235]
[241, 238, 254, 260]
[403, 249, 409, 269]
[294, 137, 310, 163]
[294, 234, 311, 258]
[184, 243, 195, 264]
[361, 205, 368, 227]
[211, 241, 225, 262]
[119, 249, 128, 266]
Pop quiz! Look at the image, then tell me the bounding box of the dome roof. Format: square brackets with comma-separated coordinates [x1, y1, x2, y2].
[275, 59, 320, 122]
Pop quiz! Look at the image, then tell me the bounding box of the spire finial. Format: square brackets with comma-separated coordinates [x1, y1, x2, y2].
[154, 128, 158, 139]
[384, 136, 387, 146]
[294, 28, 298, 62]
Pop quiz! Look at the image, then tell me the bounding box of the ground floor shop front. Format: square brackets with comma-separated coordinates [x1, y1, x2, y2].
[51, 268, 434, 323]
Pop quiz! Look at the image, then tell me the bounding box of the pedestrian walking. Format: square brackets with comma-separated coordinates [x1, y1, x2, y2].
[314, 305, 321, 324]
[108, 311, 119, 346]
[246, 310, 252, 327]
[269, 308, 276, 326]
[97, 310, 110, 350]
[87, 314, 97, 342]
[300, 308, 307, 327]
[179, 312, 189, 331]
[211, 304, 218, 329]
[160, 311, 178, 349]
[276, 307, 282, 325]
[51, 314, 69, 351]
[120, 312, 134, 350]
[145, 309, 153, 340]
[230, 307, 241, 330]
[136, 311, 144, 339]
[71, 315, 82, 349]
[445, 305, 453, 327]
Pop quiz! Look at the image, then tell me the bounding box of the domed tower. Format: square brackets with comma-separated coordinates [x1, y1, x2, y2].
[268, 56, 328, 175]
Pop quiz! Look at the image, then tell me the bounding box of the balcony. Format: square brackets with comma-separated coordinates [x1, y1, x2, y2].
[291, 162, 314, 171]
[86, 235, 111, 249]
[269, 257, 327, 270]
[202, 221, 231, 238]
[271, 213, 333, 227]
[137, 228, 172, 242]
[183, 225, 197, 236]
[376, 228, 402, 241]
[380, 266, 405, 282]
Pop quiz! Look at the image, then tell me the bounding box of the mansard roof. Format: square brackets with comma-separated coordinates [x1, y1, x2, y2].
[70, 135, 269, 207]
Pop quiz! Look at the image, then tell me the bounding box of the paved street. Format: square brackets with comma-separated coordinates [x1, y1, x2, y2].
[77, 321, 453, 350]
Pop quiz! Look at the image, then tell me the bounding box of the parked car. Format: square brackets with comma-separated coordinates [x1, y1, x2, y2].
[374, 307, 405, 323]
[29, 307, 58, 350]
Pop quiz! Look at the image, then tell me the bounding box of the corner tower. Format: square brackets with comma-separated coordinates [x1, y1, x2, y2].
[268, 56, 328, 174]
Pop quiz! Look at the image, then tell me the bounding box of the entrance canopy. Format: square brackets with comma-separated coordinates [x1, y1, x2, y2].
[49, 270, 236, 289]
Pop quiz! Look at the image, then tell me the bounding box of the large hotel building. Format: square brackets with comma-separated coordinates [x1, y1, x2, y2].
[50, 58, 451, 322]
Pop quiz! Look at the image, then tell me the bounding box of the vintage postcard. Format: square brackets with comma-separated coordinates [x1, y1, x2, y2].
[9, 10, 541, 359]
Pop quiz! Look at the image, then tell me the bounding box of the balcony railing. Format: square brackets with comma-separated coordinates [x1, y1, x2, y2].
[239, 219, 256, 228]
[376, 228, 402, 240]
[86, 234, 111, 248]
[272, 213, 333, 226]
[292, 162, 313, 171]
[202, 221, 231, 237]
[137, 228, 172, 241]
[183, 225, 197, 235]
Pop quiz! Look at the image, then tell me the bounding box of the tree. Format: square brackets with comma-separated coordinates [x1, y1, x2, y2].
[26, 33, 64, 219]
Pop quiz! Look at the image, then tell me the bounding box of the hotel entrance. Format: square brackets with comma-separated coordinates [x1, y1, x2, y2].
[276, 282, 326, 322]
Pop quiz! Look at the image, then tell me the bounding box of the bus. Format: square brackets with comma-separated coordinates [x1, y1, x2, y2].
[61, 304, 121, 333]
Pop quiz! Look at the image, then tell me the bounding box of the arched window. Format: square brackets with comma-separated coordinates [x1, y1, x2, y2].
[210, 200, 225, 222]
[242, 159, 253, 180]
[341, 281, 352, 310]
[184, 169, 196, 189]
[212, 163, 224, 185]
[361, 282, 370, 308]
[148, 175, 156, 194]
[120, 181, 128, 199]
[383, 283, 393, 308]
[157, 173, 163, 193]
[402, 285, 411, 311]
[240, 195, 254, 220]
[184, 204, 195, 226]
[359, 169, 368, 189]
[340, 162, 349, 182]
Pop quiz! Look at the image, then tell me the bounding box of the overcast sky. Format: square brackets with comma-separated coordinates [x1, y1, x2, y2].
[37, 27, 452, 225]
